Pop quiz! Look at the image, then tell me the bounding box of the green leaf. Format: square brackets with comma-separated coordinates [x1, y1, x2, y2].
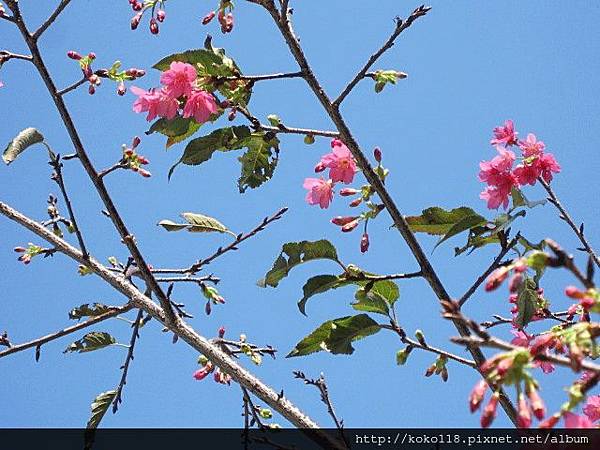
[287, 314, 381, 357]
[406, 207, 485, 236]
[511, 187, 547, 210]
[179, 126, 252, 166]
[298, 274, 353, 315]
[434, 212, 487, 249]
[63, 332, 117, 354]
[352, 290, 390, 316]
[86, 390, 117, 429]
[68, 303, 113, 320]
[147, 116, 202, 148]
[3, 128, 44, 165]
[158, 213, 235, 235]
[267, 114, 280, 126]
[515, 278, 538, 329]
[360, 280, 400, 306]
[259, 240, 339, 288]
[237, 133, 279, 193]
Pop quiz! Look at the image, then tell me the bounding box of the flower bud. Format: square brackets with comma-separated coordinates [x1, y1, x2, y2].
[517, 393, 532, 428]
[480, 392, 499, 428]
[205, 301, 212, 315]
[341, 219, 359, 233]
[485, 266, 509, 292]
[88, 74, 99, 85]
[218, 326, 225, 338]
[508, 273, 523, 293]
[13, 246, 26, 253]
[149, 18, 159, 34]
[131, 1, 143, 11]
[374, 147, 382, 162]
[117, 82, 126, 96]
[339, 188, 359, 197]
[349, 198, 362, 207]
[565, 286, 585, 299]
[538, 414, 560, 429]
[228, 108, 237, 121]
[331, 216, 357, 226]
[67, 50, 82, 60]
[88, 84, 96, 95]
[526, 386, 546, 420]
[202, 11, 216, 25]
[441, 367, 448, 382]
[314, 161, 326, 173]
[87, 52, 96, 60]
[469, 380, 487, 413]
[138, 168, 152, 178]
[131, 136, 141, 149]
[137, 155, 149, 165]
[360, 233, 370, 253]
[424, 364, 436, 377]
[131, 13, 142, 30]
[156, 10, 166, 22]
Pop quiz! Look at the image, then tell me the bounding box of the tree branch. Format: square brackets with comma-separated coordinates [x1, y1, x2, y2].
[256, 0, 518, 426]
[237, 106, 339, 138]
[459, 234, 520, 307]
[32, 0, 71, 41]
[0, 304, 133, 360]
[218, 71, 304, 82]
[5, 0, 178, 325]
[0, 200, 343, 449]
[333, 6, 430, 107]
[0, 50, 32, 62]
[56, 76, 87, 96]
[539, 177, 600, 269]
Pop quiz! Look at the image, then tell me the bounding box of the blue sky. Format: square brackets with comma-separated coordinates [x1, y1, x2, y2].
[1, 0, 599, 429]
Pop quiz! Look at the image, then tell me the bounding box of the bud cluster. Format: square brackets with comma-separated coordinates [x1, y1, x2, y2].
[129, 0, 166, 35]
[201, 284, 226, 315]
[202, 1, 234, 34]
[122, 136, 151, 178]
[13, 243, 49, 265]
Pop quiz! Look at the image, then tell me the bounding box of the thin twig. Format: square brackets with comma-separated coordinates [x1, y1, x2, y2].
[5, 0, 177, 325]
[155, 275, 220, 284]
[256, 0, 518, 426]
[0, 304, 132, 359]
[333, 6, 430, 107]
[459, 234, 520, 307]
[539, 177, 600, 269]
[217, 71, 304, 82]
[32, 0, 71, 41]
[237, 106, 339, 138]
[112, 309, 144, 413]
[98, 162, 128, 179]
[545, 239, 595, 289]
[0, 50, 32, 61]
[56, 77, 87, 96]
[351, 270, 423, 282]
[48, 150, 89, 258]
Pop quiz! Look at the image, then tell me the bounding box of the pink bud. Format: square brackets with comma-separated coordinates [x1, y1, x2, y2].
[314, 161, 326, 173]
[131, 13, 142, 30]
[13, 247, 26, 253]
[218, 326, 225, 338]
[156, 10, 166, 22]
[526, 387, 546, 420]
[485, 266, 509, 292]
[87, 52, 96, 60]
[67, 50, 82, 60]
[228, 109, 237, 121]
[468, 380, 487, 413]
[88, 74, 99, 85]
[149, 18, 159, 34]
[424, 364, 436, 377]
[117, 82, 126, 96]
[360, 233, 369, 253]
[331, 216, 357, 226]
[131, 136, 141, 149]
[374, 147, 382, 162]
[339, 188, 359, 197]
[508, 273, 523, 293]
[349, 198, 362, 207]
[137, 155, 149, 165]
[138, 168, 152, 178]
[341, 220, 360, 233]
[565, 286, 585, 299]
[517, 394, 532, 428]
[538, 414, 560, 429]
[480, 392, 499, 428]
[205, 301, 211, 315]
[88, 84, 96, 95]
[124, 148, 134, 157]
[202, 11, 216, 25]
[131, 1, 143, 11]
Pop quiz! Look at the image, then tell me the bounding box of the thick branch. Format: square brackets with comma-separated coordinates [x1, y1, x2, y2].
[5, 0, 177, 325]
[0, 200, 343, 449]
[0, 304, 132, 359]
[539, 177, 600, 269]
[256, 1, 518, 426]
[333, 6, 430, 107]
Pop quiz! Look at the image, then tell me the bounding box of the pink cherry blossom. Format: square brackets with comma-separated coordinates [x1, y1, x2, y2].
[478, 147, 515, 185]
[510, 330, 531, 347]
[538, 152, 561, 182]
[533, 360, 555, 374]
[518, 133, 545, 157]
[318, 139, 358, 184]
[583, 395, 600, 422]
[491, 120, 518, 146]
[160, 61, 197, 98]
[563, 411, 595, 428]
[513, 160, 540, 186]
[182, 89, 218, 124]
[479, 172, 517, 209]
[303, 178, 334, 209]
[131, 86, 179, 121]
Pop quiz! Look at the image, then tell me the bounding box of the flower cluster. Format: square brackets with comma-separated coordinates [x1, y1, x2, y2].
[202, 1, 234, 33]
[129, 0, 167, 35]
[479, 120, 561, 209]
[132, 61, 218, 124]
[122, 136, 151, 177]
[193, 356, 232, 385]
[13, 243, 48, 265]
[67, 50, 145, 95]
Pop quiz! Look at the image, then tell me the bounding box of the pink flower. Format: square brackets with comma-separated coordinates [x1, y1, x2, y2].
[131, 86, 179, 121]
[319, 139, 358, 184]
[563, 411, 595, 428]
[583, 395, 600, 422]
[538, 152, 561, 182]
[469, 380, 488, 413]
[533, 360, 555, 374]
[517, 394, 532, 428]
[491, 120, 518, 146]
[160, 61, 197, 98]
[303, 178, 334, 209]
[513, 160, 540, 186]
[182, 89, 218, 124]
[478, 147, 515, 185]
[510, 330, 531, 347]
[518, 133, 545, 157]
[479, 173, 516, 209]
